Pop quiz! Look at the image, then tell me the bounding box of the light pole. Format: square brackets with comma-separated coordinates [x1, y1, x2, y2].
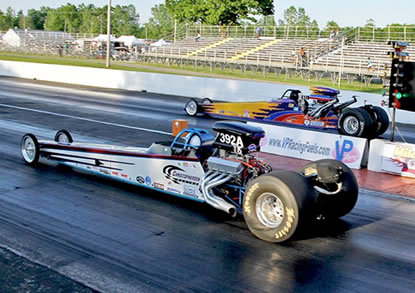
[106, 0, 112, 68]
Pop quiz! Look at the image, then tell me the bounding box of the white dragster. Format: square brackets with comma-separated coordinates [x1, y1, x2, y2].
[21, 121, 359, 243]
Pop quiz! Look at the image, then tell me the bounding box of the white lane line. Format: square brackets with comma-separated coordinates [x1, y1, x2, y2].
[0, 103, 171, 136]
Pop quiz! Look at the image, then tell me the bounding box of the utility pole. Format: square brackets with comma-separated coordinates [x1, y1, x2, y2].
[174, 19, 177, 43]
[106, 0, 112, 68]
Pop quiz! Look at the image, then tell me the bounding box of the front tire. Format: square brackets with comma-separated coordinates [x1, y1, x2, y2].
[54, 129, 73, 143]
[299, 159, 358, 220]
[21, 133, 40, 165]
[243, 170, 315, 243]
[337, 108, 374, 138]
[184, 98, 199, 116]
[202, 98, 212, 104]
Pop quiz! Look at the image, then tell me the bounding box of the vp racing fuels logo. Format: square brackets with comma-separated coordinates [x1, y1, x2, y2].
[163, 165, 200, 185]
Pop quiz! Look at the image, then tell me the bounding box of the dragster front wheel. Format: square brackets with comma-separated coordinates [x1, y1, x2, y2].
[54, 129, 73, 143]
[184, 98, 199, 116]
[21, 133, 40, 165]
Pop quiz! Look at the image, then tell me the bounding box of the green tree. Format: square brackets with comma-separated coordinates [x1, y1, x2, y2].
[17, 10, 27, 29]
[111, 4, 140, 36]
[0, 11, 6, 30]
[60, 4, 80, 33]
[257, 15, 276, 26]
[278, 6, 317, 38]
[326, 20, 339, 30]
[145, 4, 174, 39]
[45, 9, 64, 31]
[166, 0, 274, 25]
[279, 6, 314, 26]
[365, 18, 375, 27]
[296, 8, 310, 26]
[4, 7, 17, 29]
[26, 7, 49, 30]
[281, 5, 297, 25]
[78, 4, 97, 34]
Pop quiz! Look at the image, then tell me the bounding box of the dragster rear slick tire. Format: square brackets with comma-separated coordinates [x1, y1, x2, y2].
[299, 159, 358, 220]
[361, 105, 389, 138]
[337, 108, 374, 138]
[243, 170, 315, 243]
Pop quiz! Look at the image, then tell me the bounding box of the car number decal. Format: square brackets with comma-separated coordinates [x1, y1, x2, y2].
[218, 133, 244, 155]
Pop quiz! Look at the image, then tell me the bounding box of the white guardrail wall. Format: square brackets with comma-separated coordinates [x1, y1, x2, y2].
[249, 122, 369, 169]
[368, 139, 415, 178]
[0, 60, 413, 124]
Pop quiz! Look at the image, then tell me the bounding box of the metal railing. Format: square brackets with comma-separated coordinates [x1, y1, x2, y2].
[355, 26, 415, 42]
[183, 25, 415, 42]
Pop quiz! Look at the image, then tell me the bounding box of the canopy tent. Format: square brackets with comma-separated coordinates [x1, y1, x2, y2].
[115, 35, 146, 47]
[93, 34, 116, 42]
[149, 39, 170, 47]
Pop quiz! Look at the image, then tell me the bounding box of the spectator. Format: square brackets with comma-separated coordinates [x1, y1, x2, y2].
[291, 48, 297, 65]
[330, 29, 335, 39]
[335, 28, 340, 38]
[299, 47, 306, 66]
[58, 45, 63, 57]
[367, 57, 374, 71]
[195, 32, 201, 42]
[256, 26, 262, 38]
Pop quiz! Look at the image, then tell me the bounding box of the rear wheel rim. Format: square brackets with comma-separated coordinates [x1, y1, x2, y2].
[22, 136, 36, 162]
[255, 192, 285, 228]
[343, 116, 359, 134]
[186, 101, 198, 115]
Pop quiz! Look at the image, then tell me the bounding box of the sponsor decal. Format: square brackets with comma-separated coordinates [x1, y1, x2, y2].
[153, 182, 164, 190]
[288, 103, 294, 108]
[183, 185, 197, 198]
[387, 145, 415, 176]
[121, 173, 128, 178]
[304, 120, 310, 126]
[332, 139, 360, 164]
[136, 176, 145, 184]
[145, 176, 152, 186]
[163, 165, 201, 185]
[310, 121, 324, 127]
[112, 171, 119, 176]
[167, 187, 181, 194]
[86, 166, 92, 170]
[267, 137, 331, 156]
[99, 168, 110, 175]
[248, 144, 257, 152]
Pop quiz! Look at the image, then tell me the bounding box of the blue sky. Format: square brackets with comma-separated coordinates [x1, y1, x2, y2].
[0, 0, 414, 27]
